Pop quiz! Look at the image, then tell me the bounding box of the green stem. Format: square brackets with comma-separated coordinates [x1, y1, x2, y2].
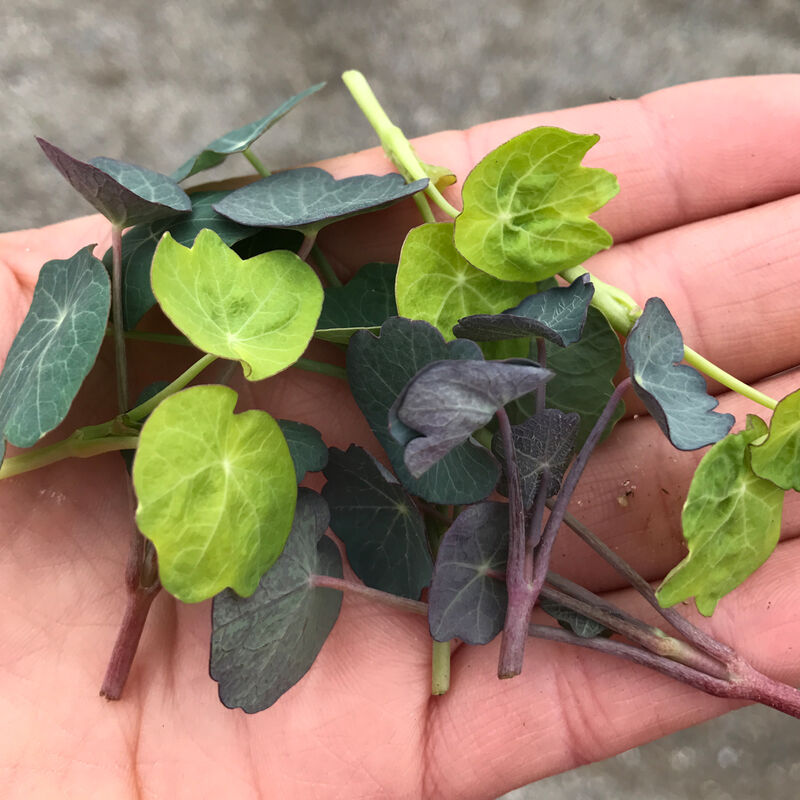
[110, 329, 194, 347]
[0, 435, 140, 480]
[311, 243, 343, 287]
[413, 193, 436, 224]
[243, 147, 271, 177]
[293, 357, 348, 381]
[297, 232, 317, 262]
[110, 224, 129, 413]
[126, 353, 217, 422]
[431, 640, 451, 695]
[342, 69, 460, 219]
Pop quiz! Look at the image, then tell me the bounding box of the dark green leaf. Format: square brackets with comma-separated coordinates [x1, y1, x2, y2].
[213, 168, 428, 233]
[171, 84, 326, 182]
[625, 298, 734, 450]
[390, 359, 552, 477]
[347, 317, 499, 504]
[317, 262, 398, 331]
[453, 275, 594, 346]
[232, 227, 304, 259]
[492, 408, 580, 507]
[428, 501, 508, 645]
[37, 138, 191, 227]
[277, 419, 328, 483]
[538, 597, 612, 638]
[210, 489, 342, 713]
[749, 388, 800, 490]
[322, 445, 431, 599]
[0, 246, 110, 451]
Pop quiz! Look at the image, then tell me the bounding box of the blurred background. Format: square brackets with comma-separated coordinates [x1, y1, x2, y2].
[3, 0, 800, 796]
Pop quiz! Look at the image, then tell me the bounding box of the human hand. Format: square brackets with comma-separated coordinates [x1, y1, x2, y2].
[2, 74, 800, 799]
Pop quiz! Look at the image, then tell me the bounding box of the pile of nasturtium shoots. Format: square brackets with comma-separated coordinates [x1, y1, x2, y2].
[2, 71, 799, 716]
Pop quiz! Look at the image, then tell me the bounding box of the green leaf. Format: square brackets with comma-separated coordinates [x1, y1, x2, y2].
[538, 597, 612, 639]
[656, 416, 784, 616]
[37, 138, 191, 227]
[625, 298, 734, 451]
[317, 262, 397, 330]
[749, 388, 800, 490]
[428, 501, 508, 645]
[347, 317, 499, 504]
[232, 227, 304, 260]
[210, 489, 342, 713]
[104, 190, 257, 330]
[395, 222, 536, 340]
[322, 445, 431, 599]
[213, 168, 428, 233]
[171, 83, 326, 182]
[151, 229, 323, 380]
[0, 246, 110, 451]
[453, 127, 619, 282]
[133, 385, 297, 603]
[277, 419, 328, 483]
[453, 274, 594, 346]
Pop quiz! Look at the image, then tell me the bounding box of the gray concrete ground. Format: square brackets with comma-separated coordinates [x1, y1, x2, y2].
[3, 0, 800, 797]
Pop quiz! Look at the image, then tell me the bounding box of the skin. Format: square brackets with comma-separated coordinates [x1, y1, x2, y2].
[2, 74, 800, 799]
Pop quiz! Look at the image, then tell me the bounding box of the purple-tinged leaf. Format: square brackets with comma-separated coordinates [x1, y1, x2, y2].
[209, 490, 342, 713]
[625, 298, 734, 450]
[391, 359, 552, 478]
[453, 275, 594, 346]
[37, 138, 191, 228]
[538, 597, 612, 639]
[428, 502, 508, 645]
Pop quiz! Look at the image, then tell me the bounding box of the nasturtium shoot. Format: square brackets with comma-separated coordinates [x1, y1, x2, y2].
[151, 229, 323, 380]
[347, 317, 499, 504]
[276, 419, 328, 483]
[453, 127, 619, 282]
[322, 445, 432, 599]
[214, 167, 428, 233]
[210, 489, 342, 713]
[428, 501, 508, 645]
[0, 246, 110, 454]
[453, 274, 594, 346]
[171, 83, 326, 182]
[749, 388, 800, 490]
[390, 359, 552, 477]
[625, 297, 734, 451]
[395, 222, 536, 340]
[37, 138, 191, 228]
[656, 416, 785, 616]
[133, 385, 297, 603]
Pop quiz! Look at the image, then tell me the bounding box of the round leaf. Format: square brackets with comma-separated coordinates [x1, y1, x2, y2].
[133, 385, 297, 603]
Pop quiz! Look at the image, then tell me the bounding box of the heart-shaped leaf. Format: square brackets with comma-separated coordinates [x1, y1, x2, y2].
[210, 489, 342, 713]
[322, 445, 431, 599]
[105, 190, 257, 329]
[213, 167, 428, 233]
[395, 222, 536, 340]
[0, 246, 110, 452]
[453, 275, 594, 346]
[656, 416, 784, 616]
[151, 229, 323, 380]
[37, 138, 191, 228]
[347, 317, 499, 504]
[625, 298, 734, 450]
[171, 83, 326, 182]
[453, 127, 619, 282]
[538, 597, 612, 639]
[492, 408, 580, 508]
[277, 419, 328, 483]
[390, 359, 552, 477]
[133, 385, 297, 603]
[428, 502, 508, 645]
[749, 388, 800, 490]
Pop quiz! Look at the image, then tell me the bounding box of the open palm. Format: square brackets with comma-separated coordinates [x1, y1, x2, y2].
[2, 75, 800, 799]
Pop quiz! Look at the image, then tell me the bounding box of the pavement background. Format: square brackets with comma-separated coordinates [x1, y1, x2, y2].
[3, 0, 800, 797]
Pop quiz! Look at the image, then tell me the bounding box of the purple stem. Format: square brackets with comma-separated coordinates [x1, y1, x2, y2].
[310, 574, 428, 617]
[297, 232, 317, 262]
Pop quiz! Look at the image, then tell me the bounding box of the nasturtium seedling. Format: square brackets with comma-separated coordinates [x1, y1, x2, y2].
[453, 127, 619, 282]
[0, 246, 110, 455]
[395, 222, 536, 340]
[133, 385, 297, 603]
[151, 229, 323, 380]
[656, 415, 785, 615]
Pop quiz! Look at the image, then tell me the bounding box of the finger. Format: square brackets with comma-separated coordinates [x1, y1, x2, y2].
[427, 535, 800, 799]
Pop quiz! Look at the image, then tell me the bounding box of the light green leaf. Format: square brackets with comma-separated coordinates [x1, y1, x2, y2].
[656, 416, 785, 616]
[749, 388, 800, 490]
[395, 222, 536, 340]
[0, 246, 110, 451]
[133, 385, 297, 603]
[151, 229, 323, 380]
[453, 127, 618, 282]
